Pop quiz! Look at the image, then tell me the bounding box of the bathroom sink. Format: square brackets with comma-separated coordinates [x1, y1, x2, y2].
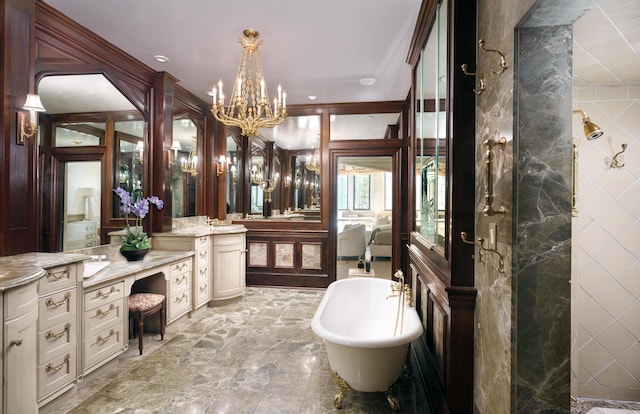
[83, 261, 110, 278]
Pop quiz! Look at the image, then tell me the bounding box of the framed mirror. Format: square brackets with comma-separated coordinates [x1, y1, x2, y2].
[226, 134, 241, 214]
[37, 73, 145, 251]
[414, 0, 448, 253]
[171, 116, 199, 217]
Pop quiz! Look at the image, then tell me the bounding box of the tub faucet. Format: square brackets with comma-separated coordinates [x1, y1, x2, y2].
[389, 270, 413, 307]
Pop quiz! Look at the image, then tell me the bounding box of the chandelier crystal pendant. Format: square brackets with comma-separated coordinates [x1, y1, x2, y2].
[210, 29, 287, 137]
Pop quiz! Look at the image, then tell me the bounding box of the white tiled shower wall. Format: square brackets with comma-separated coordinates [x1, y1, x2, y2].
[572, 85, 640, 401]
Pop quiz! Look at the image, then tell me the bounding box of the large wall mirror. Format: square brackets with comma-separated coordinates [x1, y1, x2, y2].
[415, 0, 447, 253]
[37, 73, 145, 251]
[244, 114, 321, 220]
[171, 115, 199, 217]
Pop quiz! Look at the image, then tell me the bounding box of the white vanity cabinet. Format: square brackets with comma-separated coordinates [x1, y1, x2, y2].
[167, 258, 192, 323]
[64, 220, 99, 251]
[82, 281, 126, 374]
[37, 263, 80, 406]
[154, 235, 211, 311]
[211, 232, 246, 301]
[3, 281, 39, 414]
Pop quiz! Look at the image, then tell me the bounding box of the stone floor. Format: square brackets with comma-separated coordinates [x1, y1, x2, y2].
[572, 399, 640, 414]
[51, 287, 432, 413]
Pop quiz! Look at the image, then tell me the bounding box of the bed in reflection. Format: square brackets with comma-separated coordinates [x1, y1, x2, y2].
[369, 223, 392, 259]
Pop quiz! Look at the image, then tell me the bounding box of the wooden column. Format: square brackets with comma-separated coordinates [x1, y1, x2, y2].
[0, 0, 38, 256]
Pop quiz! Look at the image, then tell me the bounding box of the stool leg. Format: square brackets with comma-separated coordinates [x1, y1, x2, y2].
[159, 301, 165, 341]
[137, 315, 144, 355]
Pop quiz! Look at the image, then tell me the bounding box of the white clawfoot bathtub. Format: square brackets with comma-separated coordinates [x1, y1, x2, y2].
[311, 277, 423, 410]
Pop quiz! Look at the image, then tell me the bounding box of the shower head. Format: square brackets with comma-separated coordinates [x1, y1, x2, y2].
[573, 110, 603, 140]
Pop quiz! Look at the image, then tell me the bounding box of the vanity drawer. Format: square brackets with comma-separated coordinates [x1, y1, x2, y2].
[213, 233, 245, 247]
[194, 276, 209, 307]
[39, 264, 77, 295]
[169, 259, 191, 277]
[196, 248, 209, 269]
[84, 282, 124, 311]
[38, 318, 76, 363]
[83, 322, 124, 369]
[196, 235, 210, 249]
[5, 280, 38, 320]
[84, 298, 124, 339]
[169, 271, 190, 295]
[168, 290, 190, 322]
[38, 351, 76, 401]
[39, 288, 77, 331]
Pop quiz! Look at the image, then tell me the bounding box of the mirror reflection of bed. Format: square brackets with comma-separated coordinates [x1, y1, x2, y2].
[335, 156, 393, 280]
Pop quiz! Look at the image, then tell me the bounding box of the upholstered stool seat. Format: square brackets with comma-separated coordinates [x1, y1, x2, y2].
[128, 293, 165, 355]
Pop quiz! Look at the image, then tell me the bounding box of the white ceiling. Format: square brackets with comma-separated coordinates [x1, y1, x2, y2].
[573, 0, 640, 87]
[39, 0, 639, 149]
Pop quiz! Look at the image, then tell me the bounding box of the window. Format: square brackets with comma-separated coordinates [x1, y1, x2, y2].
[337, 175, 348, 210]
[353, 175, 370, 210]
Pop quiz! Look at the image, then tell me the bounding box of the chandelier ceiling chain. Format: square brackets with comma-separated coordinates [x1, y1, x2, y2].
[210, 29, 287, 137]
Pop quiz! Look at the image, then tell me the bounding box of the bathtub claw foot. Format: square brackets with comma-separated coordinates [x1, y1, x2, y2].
[385, 378, 401, 411]
[331, 371, 351, 409]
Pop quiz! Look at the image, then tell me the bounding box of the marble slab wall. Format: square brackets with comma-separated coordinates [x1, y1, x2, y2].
[474, 0, 598, 412]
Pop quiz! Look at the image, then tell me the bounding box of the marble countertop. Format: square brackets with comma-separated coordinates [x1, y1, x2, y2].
[0, 252, 87, 291]
[153, 224, 247, 238]
[0, 246, 195, 291]
[75, 244, 195, 289]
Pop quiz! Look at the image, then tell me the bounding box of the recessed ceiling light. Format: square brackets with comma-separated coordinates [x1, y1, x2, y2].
[359, 78, 376, 86]
[154, 55, 169, 63]
[307, 95, 317, 101]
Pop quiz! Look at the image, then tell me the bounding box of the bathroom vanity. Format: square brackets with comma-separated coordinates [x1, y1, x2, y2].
[0, 248, 195, 411]
[153, 221, 247, 303]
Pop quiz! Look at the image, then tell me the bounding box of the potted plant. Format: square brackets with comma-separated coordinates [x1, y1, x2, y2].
[113, 186, 164, 261]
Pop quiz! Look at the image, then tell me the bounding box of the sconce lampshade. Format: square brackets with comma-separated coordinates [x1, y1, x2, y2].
[23, 94, 46, 112]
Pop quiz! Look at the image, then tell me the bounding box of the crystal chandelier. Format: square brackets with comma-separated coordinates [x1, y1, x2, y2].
[306, 148, 320, 173]
[210, 29, 287, 137]
[181, 137, 198, 177]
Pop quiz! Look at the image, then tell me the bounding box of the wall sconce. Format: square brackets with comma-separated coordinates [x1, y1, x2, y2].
[18, 94, 46, 144]
[251, 163, 264, 184]
[284, 175, 292, 188]
[168, 140, 181, 166]
[136, 141, 144, 164]
[216, 155, 230, 176]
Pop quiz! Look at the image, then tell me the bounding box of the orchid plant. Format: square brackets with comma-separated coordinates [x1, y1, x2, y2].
[113, 187, 164, 250]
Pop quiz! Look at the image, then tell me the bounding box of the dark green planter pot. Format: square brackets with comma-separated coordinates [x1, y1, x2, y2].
[119, 247, 150, 262]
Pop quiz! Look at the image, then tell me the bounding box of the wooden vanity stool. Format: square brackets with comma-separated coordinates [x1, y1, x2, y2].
[128, 293, 166, 355]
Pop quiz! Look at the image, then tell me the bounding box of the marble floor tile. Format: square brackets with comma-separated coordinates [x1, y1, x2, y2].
[55, 287, 432, 413]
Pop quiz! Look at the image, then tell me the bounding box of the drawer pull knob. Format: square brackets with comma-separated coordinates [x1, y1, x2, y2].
[199, 267, 207, 275]
[174, 293, 187, 303]
[175, 274, 188, 284]
[96, 304, 116, 317]
[45, 323, 71, 340]
[173, 262, 188, 271]
[200, 284, 207, 292]
[45, 292, 72, 307]
[9, 338, 23, 347]
[45, 353, 71, 373]
[96, 286, 119, 299]
[199, 251, 207, 259]
[96, 329, 116, 344]
[46, 266, 71, 280]
[199, 237, 208, 244]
